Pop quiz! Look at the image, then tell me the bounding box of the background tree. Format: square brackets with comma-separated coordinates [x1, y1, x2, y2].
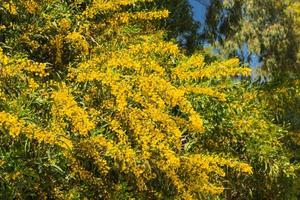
[200, 1, 300, 198]
[151, 0, 201, 51]
[201, 0, 299, 76]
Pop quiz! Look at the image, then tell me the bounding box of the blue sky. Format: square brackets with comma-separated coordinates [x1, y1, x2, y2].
[189, 0, 209, 33]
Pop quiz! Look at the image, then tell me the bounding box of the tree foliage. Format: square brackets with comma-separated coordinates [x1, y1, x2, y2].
[0, 0, 298, 199]
[201, 1, 300, 198]
[151, 0, 200, 51]
[202, 0, 299, 76]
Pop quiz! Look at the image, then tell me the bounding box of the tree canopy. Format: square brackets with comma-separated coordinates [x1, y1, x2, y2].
[201, 0, 299, 76]
[0, 0, 299, 199]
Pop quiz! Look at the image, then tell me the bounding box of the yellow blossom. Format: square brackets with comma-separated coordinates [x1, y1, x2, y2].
[0, 112, 24, 138]
[65, 32, 89, 55]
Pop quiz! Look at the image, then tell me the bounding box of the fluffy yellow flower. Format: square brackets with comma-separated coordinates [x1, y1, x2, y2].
[65, 32, 89, 55]
[0, 112, 24, 138]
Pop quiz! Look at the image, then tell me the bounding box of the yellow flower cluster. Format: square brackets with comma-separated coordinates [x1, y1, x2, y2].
[65, 32, 89, 55]
[51, 86, 95, 136]
[0, 112, 24, 138]
[23, 0, 39, 14]
[58, 18, 71, 31]
[2, 2, 17, 15]
[61, 28, 256, 196]
[27, 77, 39, 92]
[173, 57, 251, 80]
[128, 35, 180, 56]
[0, 48, 48, 77]
[180, 154, 253, 195]
[23, 123, 73, 149]
[20, 33, 40, 50]
[0, 0, 256, 198]
[110, 10, 169, 25]
[0, 111, 72, 149]
[83, 0, 155, 17]
[0, 25, 5, 31]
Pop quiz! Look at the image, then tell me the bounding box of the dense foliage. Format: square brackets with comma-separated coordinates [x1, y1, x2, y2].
[0, 0, 298, 199]
[202, 0, 299, 75]
[200, 0, 300, 198]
